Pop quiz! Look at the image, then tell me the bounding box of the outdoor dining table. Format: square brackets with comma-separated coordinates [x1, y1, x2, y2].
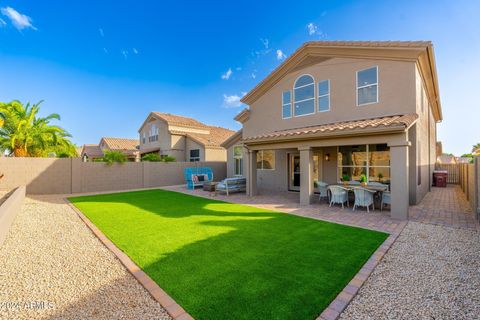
[332, 184, 388, 192]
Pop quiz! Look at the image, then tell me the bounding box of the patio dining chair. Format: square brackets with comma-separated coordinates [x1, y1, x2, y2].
[353, 187, 377, 212]
[381, 191, 391, 211]
[317, 181, 329, 203]
[327, 185, 349, 208]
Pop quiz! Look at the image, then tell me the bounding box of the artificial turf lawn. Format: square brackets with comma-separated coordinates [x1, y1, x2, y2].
[69, 189, 388, 320]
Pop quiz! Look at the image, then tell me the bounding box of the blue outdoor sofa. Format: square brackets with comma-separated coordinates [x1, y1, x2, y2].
[215, 177, 246, 195]
[184, 167, 213, 189]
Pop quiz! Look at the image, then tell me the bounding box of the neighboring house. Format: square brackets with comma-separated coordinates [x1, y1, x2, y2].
[436, 154, 456, 164]
[81, 137, 139, 161]
[436, 141, 442, 158]
[456, 157, 472, 164]
[222, 41, 442, 220]
[138, 112, 235, 162]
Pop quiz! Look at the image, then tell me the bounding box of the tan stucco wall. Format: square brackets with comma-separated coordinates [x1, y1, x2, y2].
[204, 148, 227, 162]
[409, 66, 438, 204]
[243, 57, 417, 138]
[0, 158, 226, 195]
[185, 138, 205, 161]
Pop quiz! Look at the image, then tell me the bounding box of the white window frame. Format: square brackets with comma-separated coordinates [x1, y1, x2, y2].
[189, 149, 200, 162]
[356, 66, 379, 106]
[233, 145, 243, 176]
[337, 144, 390, 183]
[282, 90, 292, 119]
[317, 79, 330, 112]
[257, 150, 275, 170]
[293, 74, 316, 117]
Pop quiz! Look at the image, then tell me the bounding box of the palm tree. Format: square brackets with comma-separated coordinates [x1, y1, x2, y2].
[0, 100, 75, 157]
[472, 143, 480, 154]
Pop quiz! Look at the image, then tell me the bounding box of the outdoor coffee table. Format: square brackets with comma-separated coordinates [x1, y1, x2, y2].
[203, 181, 218, 192]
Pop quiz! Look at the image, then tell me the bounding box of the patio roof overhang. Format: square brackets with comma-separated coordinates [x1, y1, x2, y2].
[241, 114, 418, 146]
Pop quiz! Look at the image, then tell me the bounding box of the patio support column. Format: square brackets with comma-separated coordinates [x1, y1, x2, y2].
[299, 147, 313, 205]
[390, 141, 410, 220]
[246, 149, 258, 196]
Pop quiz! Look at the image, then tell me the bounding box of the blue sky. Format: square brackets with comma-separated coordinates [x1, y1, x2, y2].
[0, 0, 479, 155]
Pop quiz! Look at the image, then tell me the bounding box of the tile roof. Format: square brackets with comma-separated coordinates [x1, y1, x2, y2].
[101, 137, 139, 151]
[152, 112, 208, 128]
[81, 144, 103, 158]
[170, 126, 236, 148]
[242, 114, 418, 143]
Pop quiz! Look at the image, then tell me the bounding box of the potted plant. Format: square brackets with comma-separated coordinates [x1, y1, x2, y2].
[360, 174, 368, 186]
[377, 173, 384, 183]
[341, 174, 350, 186]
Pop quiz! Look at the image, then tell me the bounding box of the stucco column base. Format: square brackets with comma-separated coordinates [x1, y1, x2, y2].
[389, 142, 410, 220]
[246, 150, 258, 196]
[299, 147, 314, 205]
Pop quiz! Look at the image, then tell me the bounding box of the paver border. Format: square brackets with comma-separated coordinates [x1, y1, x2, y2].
[316, 220, 407, 320]
[65, 198, 194, 320]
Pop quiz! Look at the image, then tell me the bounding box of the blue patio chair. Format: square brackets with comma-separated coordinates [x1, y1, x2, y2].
[381, 191, 391, 211]
[316, 181, 329, 202]
[353, 187, 376, 212]
[184, 167, 213, 189]
[328, 185, 349, 208]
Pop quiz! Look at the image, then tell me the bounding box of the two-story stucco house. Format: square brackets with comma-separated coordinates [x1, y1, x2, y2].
[138, 112, 235, 161]
[222, 41, 442, 220]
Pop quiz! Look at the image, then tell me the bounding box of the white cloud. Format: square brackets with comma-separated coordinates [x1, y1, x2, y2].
[0, 18, 6, 26]
[276, 49, 287, 60]
[221, 68, 233, 80]
[99, 28, 104, 37]
[0, 7, 36, 31]
[223, 93, 245, 108]
[103, 47, 108, 54]
[121, 50, 128, 59]
[260, 38, 269, 49]
[251, 73, 256, 79]
[235, 66, 241, 71]
[132, 48, 139, 54]
[307, 22, 318, 35]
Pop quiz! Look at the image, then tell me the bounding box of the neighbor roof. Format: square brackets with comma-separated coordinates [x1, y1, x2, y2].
[81, 144, 103, 158]
[242, 114, 418, 144]
[241, 41, 442, 122]
[101, 137, 138, 151]
[138, 112, 209, 132]
[171, 126, 236, 149]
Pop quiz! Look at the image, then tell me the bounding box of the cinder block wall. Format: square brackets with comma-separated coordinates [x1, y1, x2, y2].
[0, 158, 226, 195]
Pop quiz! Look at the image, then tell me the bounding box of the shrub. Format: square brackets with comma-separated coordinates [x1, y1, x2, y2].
[141, 153, 162, 162]
[360, 174, 367, 183]
[162, 155, 176, 162]
[102, 150, 127, 165]
[341, 174, 350, 182]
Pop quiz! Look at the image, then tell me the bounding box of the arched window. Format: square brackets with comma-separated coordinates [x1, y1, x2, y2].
[294, 75, 315, 116]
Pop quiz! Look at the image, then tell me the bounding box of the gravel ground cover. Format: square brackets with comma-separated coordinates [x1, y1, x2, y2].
[0, 196, 171, 320]
[340, 221, 480, 320]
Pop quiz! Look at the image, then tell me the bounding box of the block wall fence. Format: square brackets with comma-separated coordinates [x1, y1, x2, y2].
[0, 158, 226, 195]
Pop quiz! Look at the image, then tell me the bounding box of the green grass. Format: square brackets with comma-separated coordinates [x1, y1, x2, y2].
[69, 189, 388, 320]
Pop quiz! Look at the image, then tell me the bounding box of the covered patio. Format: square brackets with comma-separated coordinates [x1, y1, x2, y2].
[240, 115, 418, 220]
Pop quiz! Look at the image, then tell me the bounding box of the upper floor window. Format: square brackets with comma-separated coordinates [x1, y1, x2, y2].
[357, 66, 378, 105]
[142, 132, 146, 144]
[282, 90, 292, 119]
[318, 80, 330, 112]
[190, 149, 200, 162]
[148, 124, 159, 142]
[294, 75, 315, 116]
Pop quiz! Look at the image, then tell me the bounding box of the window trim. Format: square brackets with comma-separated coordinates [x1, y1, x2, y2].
[189, 149, 200, 162]
[233, 145, 243, 176]
[282, 90, 292, 119]
[293, 74, 316, 117]
[356, 66, 379, 106]
[317, 79, 330, 113]
[257, 150, 275, 170]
